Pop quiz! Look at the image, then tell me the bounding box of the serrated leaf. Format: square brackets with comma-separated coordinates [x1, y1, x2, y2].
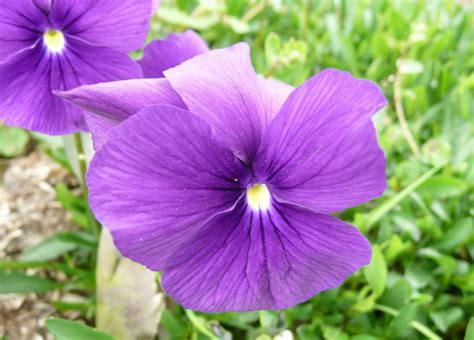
[46, 318, 113, 340]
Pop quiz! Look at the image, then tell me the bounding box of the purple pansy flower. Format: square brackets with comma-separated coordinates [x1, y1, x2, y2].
[0, 0, 151, 134]
[62, 43, 387, 312]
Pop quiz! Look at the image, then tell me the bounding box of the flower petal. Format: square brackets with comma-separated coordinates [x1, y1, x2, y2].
[0, 0, 45, 61]
[164, 43, 273, 164]
[0, 44, 86, 134]
[50, 0, 151, 52]
[253, 69, 388, 213]
[139, 30, 208, 78]
[151, 0, 160, 14]
[87, 104, 250, 270]
[58, 78, 185, 149]
[0, 36, 141, 134]
[162, 200, 371, 312]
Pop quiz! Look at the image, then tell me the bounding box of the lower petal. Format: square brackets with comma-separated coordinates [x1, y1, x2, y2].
[87, 104, 250, 271]
[162, 200, 371, 312]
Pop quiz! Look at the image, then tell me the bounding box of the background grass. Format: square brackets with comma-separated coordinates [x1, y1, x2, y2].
[0, 0, 472, 339]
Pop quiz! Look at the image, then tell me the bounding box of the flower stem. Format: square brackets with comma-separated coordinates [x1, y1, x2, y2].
[374, 304, 442, 340]
[73, 133, 100, 236]
[394, 47, 421, 159]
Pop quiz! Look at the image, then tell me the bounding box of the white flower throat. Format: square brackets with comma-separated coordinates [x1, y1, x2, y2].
[43, 29, 65, 53]
[246, 183, 271, 211]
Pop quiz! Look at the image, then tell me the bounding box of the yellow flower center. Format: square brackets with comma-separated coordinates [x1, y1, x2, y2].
[43, 29, 65, 53]
[246, 183, 271, 211]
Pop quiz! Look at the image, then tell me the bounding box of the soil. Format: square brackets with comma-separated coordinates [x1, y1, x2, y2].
[0, 151, 78, 340]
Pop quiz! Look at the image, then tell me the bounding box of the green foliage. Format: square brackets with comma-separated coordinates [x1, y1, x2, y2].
[0, 125, 29, 157]
[2, 0, 471, 339]
[46, 318, 113, 340]
[0, 271, 59, 294]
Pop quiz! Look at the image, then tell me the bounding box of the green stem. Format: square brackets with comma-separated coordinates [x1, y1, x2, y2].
[363, 163, 443, 232]
[374, 304, 442, 340]
[73, 133, 100, 236]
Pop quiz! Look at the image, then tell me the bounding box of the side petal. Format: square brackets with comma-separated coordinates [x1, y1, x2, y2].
[87, 104, 250, 271]
[164, 43, 273, 164]
[0, 44, 86, 134]
[50, 0, 151, 52]
[139, 30, 208, 78]
[162, 201, 371, 312]
[254, 69, 388, 213]
[0, 0, 45, 61]
[57, 78, 185, 149]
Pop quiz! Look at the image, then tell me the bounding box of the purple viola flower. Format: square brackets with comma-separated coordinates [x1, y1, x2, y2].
[0, 0, 152, 134]
[61, 43, 387, 312]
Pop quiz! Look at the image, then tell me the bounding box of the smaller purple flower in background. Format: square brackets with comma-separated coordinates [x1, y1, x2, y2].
[59, 29, 213, 149]
[0, 0, 152, 134]
[139, 30, 209, 78]
[62, 43, 387, 312]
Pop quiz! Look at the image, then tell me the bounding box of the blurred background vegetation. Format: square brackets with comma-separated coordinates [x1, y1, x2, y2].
[0, 0, 473, 339]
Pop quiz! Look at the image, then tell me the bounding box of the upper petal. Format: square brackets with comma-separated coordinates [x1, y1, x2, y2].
[57, 78, 185, 149]
[139, 30, 209, 78]
[253, 69, 388, 213]
[0, 43, 86, 134]
[164, 43, 276, 164]
[87, 104, 250, 270]
[50, 0, 151, 52]
[0, 0, 46, 61]
[162, 200, 371, 312]
[0, 35, 141, 135]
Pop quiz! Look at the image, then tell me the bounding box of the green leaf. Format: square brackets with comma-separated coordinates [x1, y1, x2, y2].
[0, 126, 29, 157]
[19, 233, 79, 262]
[465, 317, 474, 340]
[380, 279, 413, 309]
[429, 307, 464, 332]
[46, 318, 113, 340]
[264, 32, 281, 65]
[363, 245, 387, 297]
[435, 218, 473, 252]
[418, 175, 467, 198]
[387, 304, 418, 337]
[161, 310, 191, 340]
[0, 271, 58, 294]
[321, 325, 349, 340]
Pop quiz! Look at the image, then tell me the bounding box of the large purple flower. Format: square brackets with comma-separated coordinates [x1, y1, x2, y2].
[0, 0, 151, 134]
[62, 44, 387, 312]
